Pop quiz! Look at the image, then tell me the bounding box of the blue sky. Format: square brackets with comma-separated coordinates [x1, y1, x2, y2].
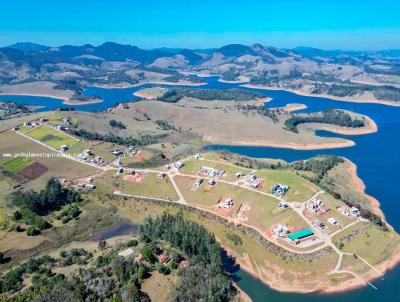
[1, 0, 399, 49]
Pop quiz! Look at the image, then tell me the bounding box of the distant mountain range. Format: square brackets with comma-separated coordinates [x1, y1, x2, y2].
[6, 42, 50, 52]
[3, 41, 400, 59]
[1, 41, 400, 103]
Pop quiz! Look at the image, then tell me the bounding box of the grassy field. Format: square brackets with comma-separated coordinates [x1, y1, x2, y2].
[0, 131, 100, 191]
[89, 142, 120, 162]
[18, 125, 32, 132]
[321, 161, 374, 212]
[174, 175, 308, 231]
[333, 222, 399, 265]
[65, 140, 90, 155]
[26, 125, 78, 149]
[0, 157, 31, 173]
[256, 169, 318, 202]
[111, 98, 351, 148]
[46, 114, 79, 127]
[341, 254, 371, 275]
[180, 157, 252, 181]
[94, 171, 179, 201]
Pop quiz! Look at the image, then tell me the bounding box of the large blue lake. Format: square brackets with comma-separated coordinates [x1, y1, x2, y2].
[1, 76, 400, 301]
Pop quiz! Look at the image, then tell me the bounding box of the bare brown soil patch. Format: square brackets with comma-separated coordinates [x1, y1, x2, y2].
[20, 162, 49, 180]
[123, 174, 145, 183]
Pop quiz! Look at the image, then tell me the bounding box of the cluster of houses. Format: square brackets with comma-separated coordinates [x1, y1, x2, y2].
[75, 176, 96, 191]
[192, 178, 203, 190]
[199, 166, 225, 178]
[305, 197, 326, 214]
[164, 161, 184, 170]
[245, 173, 261, 189]
[271, 183, 289, 197]
[208, 178, 217, 187]
[17, 117, 74, 132]
[55, 124, 69, 131]
[339, 206, 361, 218]
[14, 118, 49, 131]
[113, 158, 122, 167]
[55, 117, 73, 131]
[75, 149, 105, 165]
[235, 172, 244, 178]
[76, 183, 96, 191]
[327, 217, 339, 225]
[60, 145, 69, 152]
[175, 161, 184, 169]
[194, 153, 202, 160]
[313, 220, 326, 229]
[219, 197, 234, 210]
[111, 149, 124, 156]
[110, 146, 138, 159]
[272, 224, 290, 238]
[125, 146, 138, 156]
[314, 217, 339, 227]
[127, 169, 148, 178]
[278, 201, 289, 209]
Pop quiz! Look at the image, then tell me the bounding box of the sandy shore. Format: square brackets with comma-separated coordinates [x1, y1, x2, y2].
[323, 160, 400, 293]
[27, 105, 45, 111]
[92, 80, 207, 89]
[274, 103, 308, 112]
[346, 161, 389, 222]
[0, 92, 102, 106]
[217, 158, 400, 295]
[241, 84, 400, 107]
[222, 245, 323, 294]
[233, 139, 356, 150]
[218, 76, 250, 84]
[233, 284, 253, 302]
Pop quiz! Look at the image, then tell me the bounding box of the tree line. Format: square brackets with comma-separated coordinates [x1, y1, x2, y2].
[157, 88, 265, 103]
[109, 119, 127, 129]
[9, 178, 81, 216]
[139, 212, 236, 301]
[285, 109, 365, 133]
[71, 128, 167, 147]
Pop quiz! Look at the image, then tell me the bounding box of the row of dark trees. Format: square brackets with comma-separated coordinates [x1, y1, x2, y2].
[157, 88, 265, 103]
[311, 82, 400, 102]
[285, 109, 365, 133]
[109, 119, 127, 129]
[71, 128, 167, 147]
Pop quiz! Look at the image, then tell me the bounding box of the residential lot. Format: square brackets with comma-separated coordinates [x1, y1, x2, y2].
[180, 157, 252, 182]
[256, 169, 319, 202]
[94, 170, 179, 201]
[0, 131, 100, 192]
[174, 175, 308, 232]
[26, 124, 78, 149]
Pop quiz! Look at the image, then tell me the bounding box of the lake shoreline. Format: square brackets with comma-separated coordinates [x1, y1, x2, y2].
[219, 157, 400, 295]
[91, 80, 207, 89]
[0, 92, 102, 106]
[241, 84, 400, 107]
[227, 139, 356, 150]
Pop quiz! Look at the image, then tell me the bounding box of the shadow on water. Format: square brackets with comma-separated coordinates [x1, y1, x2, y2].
[221, 248, 241, 280]
[90, 223, 138, 241]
